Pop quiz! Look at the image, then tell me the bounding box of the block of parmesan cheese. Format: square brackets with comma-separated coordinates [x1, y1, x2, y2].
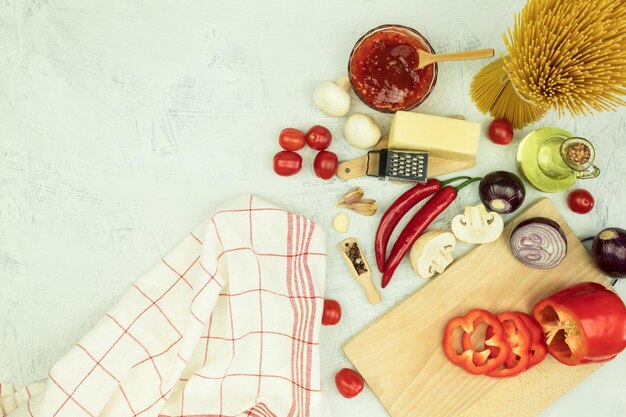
[388, 111, 480, 162]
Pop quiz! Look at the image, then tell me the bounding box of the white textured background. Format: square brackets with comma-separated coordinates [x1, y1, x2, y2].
[1, 0, 625, 416]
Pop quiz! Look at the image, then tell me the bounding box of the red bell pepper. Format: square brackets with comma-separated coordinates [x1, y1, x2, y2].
[488, 312, 532, 377]
[443, 309, 510, 375]
[461, 311, 532, 377]
[533, 282, 626, 366]
[515, 312, 548, 368]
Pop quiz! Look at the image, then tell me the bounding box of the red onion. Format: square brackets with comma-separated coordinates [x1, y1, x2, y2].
[591, 228, 626, 278]
[510, 217, 567, 269]
[479, 171, 526, 214]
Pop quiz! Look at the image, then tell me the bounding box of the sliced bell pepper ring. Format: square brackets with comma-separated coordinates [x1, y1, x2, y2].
[489, 312, 532, 377]
[461, 325, 499, 363]
[443, 309, 510, 375]
[533, 282, 626, 366]
[462, 311, 532, 378]
[514, 312, 548, 368]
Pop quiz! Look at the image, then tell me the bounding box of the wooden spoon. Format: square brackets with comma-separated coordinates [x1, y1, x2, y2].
[417, 48, 494, 69]
[339, 238, 381, 305]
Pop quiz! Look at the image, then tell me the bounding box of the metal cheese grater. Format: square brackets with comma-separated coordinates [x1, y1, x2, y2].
[366, 149, 429, 183]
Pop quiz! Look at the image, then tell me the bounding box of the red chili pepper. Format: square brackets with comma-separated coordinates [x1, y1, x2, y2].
[533, 282, 626, 366]
[443, 309, 510, 375]
[374, 176, 471, 272]
[381, 177, 480, 288]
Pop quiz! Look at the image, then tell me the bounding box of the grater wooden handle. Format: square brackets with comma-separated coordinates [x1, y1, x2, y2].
[337, 153, 378, 179]
[337, 137, 388, 179]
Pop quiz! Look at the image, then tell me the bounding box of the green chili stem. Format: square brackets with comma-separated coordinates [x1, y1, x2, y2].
[439, 176, 472, 187]
[454, 177, 482, 191]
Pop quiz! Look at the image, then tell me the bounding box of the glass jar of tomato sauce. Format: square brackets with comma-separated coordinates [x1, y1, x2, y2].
[348, 24, 438, 113]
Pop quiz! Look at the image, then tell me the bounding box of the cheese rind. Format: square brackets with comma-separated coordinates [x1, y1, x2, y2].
[388, 111, 480, 162]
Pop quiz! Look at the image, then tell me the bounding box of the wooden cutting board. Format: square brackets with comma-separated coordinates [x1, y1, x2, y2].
[344, 198, 611, 417]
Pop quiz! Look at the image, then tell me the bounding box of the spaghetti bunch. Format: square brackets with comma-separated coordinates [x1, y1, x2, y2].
[471, 0, 626, 128]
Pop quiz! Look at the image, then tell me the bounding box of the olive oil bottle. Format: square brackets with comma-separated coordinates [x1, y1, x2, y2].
[517, 127, 600, 193]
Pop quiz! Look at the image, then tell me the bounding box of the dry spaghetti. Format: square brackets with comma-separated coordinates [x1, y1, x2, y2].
[471, 0, 626, 128]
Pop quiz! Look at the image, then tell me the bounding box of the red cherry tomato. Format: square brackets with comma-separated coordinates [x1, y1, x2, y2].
[567, 189, 595, 214]
[488, 119, 514, 145]
[335, 368, 364, 399]
[321, 299, 342, 326]
[279, 128, 306, 151]
[273, 151, 302, 176]
[306, 125, 332, 150]
[313, 151, 338, 180]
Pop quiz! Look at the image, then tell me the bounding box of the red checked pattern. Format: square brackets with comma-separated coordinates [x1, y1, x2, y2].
[1, 195, 331, 417]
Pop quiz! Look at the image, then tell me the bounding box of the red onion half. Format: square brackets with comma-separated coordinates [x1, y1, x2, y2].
[510, 217, 567, 269]
[591, 228, 626, 278]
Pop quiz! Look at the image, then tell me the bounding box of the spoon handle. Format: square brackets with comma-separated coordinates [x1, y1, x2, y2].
[356, 272, 382, 305]
[420, 48, 494, 68]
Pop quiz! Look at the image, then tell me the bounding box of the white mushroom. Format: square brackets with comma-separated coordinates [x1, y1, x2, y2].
[313, 77, 351, 117]
[409, 231, 456, 279]
[343, 113, 382, 149]
[451, 204, 504, 244]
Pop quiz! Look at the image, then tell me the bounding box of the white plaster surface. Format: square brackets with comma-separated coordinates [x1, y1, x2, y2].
[1, 0, 625, 416]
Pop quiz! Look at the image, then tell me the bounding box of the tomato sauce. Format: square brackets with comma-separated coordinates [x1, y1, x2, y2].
[349, 29, 435, 112]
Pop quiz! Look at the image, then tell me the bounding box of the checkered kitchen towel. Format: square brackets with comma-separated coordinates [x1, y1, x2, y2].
[1, 194, 331, 417]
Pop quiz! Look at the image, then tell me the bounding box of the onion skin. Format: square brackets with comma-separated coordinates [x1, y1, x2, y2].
[591, 227, 626, 278]
[510, 217, 567, 269]
[479, 171, 526, 214]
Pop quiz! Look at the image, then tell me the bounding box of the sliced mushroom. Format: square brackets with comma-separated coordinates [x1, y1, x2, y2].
[451, 204, 504, 244]
[409, 231, 456, 279]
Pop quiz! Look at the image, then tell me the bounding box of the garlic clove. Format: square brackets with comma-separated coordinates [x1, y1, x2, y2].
[340, 199, 377, 216]
[332, 212, 350, 233]
[337, 187, 364, 207]
[335, 76, 351, 91]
